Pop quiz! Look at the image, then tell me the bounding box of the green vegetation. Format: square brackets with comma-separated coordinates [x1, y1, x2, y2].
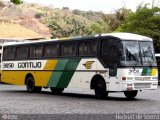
[47, 7, 131, 38]
[10, 0, 23, 5]
[117, 5, 160, 52]
[47, 9, 110, 38]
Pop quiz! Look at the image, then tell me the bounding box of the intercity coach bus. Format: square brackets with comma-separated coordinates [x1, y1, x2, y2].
[0, 33, 158, 99]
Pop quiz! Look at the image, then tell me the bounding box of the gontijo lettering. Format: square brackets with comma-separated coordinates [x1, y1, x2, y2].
[18, 62, 42, 68]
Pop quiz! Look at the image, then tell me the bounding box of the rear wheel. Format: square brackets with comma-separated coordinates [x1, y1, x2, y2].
[50, 87, 64, 94]
[26, 76, 42, 93]
[124, 90, 138, 100]
[94, 79, 108, 99]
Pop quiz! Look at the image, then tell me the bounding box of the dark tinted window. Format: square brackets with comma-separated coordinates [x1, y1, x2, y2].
[79, 40, 97, 56]
[101, 39, 118, 64]
[30, 45, 43, 58]
[156, 56, 160, 66]
[61, 42, 77, 57]
[16, 46, 28, 59]
[3, 47, 16, 60]
[44, 44, 59, 58]
[156, 56, 160, 61]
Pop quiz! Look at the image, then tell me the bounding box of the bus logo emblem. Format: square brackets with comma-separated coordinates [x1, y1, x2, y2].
[83, 61, 95, 69]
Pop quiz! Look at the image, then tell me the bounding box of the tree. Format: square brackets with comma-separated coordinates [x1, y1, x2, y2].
[10, 0, 23, 5]
[89, 21, 110, 34]
[49, 18, 92, 38]
[103, 8, 130, 31]
[117, 5, 160, 52]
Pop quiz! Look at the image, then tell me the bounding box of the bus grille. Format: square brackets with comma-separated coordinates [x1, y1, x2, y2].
[134, 83, 151, 89]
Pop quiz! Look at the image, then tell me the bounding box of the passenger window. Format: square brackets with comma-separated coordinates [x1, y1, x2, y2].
[16, 46, 28, 59]
[79, 40, 97, 56]
[44, 44, 58, 58]
[60, 42, 77, 57]
[30, 45, 43, 58]
[3, 47, 16, 60]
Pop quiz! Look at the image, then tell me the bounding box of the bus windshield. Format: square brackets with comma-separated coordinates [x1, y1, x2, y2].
[120, 41, 157, 67]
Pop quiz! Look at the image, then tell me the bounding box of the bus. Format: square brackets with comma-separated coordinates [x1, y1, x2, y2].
[1, 33, 158, 99]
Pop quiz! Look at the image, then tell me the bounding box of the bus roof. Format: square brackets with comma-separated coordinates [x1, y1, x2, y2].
[3, 32, 152, 46]
[101, 32, 152, 41]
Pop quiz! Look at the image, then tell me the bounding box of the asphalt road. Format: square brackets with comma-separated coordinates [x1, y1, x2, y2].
[0, 85, 160, 120]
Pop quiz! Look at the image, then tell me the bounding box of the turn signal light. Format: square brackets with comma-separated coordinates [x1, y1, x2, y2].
[122, 77, 126, 80]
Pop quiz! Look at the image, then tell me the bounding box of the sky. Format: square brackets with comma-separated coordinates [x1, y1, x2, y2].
[21, 0, 157, 13]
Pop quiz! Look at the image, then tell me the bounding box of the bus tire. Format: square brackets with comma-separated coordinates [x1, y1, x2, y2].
[50, 87, 64, 94]
[26, 76, 42, 93]
[124, 90, 138, 100]
[94, 79, 108, 99]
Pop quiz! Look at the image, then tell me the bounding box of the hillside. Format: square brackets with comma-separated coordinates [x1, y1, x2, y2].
[0, 2, 52, 39]
[0, 23, 43, 39]
[0, 2, 109, 39]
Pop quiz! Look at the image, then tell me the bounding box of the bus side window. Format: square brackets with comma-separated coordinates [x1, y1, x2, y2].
[44, 44, 58, 58]
[9, 47, 16, 60]
[60, 42, 77, 57]
[3, 47, 16, 60]
[79, 40, 97, 56]
[3, 48, 8, 60]
[30, 45, 43, 59]
[21, 46, 29, 59]
[16, 47, 21, 59]
[16, 46, 28, 59]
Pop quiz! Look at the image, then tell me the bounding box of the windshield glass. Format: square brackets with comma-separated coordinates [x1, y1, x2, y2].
[120, 41, 157, 67]
[139, 42, 157, 66]
[120, 41, 141, 66]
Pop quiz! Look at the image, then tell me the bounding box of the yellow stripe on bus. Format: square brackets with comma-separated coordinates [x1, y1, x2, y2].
[1, 71, 26, 85]
[151, 68, 157, 76]
[35, 60, 58, 86]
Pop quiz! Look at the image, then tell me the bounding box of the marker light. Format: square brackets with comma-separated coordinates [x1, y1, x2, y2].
[122, 77, 126, 80]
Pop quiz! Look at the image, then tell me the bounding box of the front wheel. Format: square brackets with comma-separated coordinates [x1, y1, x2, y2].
[124, 90, 138, 100]
[94, 79, 108, 99]
[26, 76, 42, 93]
[50, 87, 64, 94]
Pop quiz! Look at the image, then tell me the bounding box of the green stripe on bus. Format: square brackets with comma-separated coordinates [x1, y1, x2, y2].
[56, 59, 81, 88]
[47, 59, 68, 87]
[141, 68, 152, 76]
[47, 59, 80, 88]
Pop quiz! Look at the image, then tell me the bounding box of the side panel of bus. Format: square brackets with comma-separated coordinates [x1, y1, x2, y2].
[1, 58, 110, 90]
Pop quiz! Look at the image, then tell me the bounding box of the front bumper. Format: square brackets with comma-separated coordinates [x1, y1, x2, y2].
[122, 81, 158, 91]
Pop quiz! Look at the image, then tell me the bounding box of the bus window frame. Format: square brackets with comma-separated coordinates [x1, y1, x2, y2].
[99, 36, 121, 68]
[3, 46, 16, 61]
[78, 39, 98, 57]
[29, 44, 44, 59]
[2, 38, 99, 61]
[15, 45, 29, 60]
[60, 41, 78, 58]
[44, 43, 59, 58]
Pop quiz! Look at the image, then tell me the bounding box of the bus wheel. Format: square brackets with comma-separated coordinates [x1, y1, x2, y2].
[26, 76, 42, 93]
[50, 87, 64, 94]
[94, 79, 108, 99]
[124, 90, 138, 100]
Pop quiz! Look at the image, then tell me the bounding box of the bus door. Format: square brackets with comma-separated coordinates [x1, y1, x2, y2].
[101, 38, 120, 91]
